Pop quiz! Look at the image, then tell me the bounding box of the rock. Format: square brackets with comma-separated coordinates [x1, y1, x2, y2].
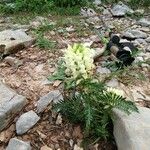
[0, 19, 5, 23]
[93, 0, 101, 6]
[134, 9, 144, 15]
[80, 8, 97, 17]
[113, 107, 150, 150]
[131, 88, 149, 101]
[0, 82, 26, 131]
[103, 9, 111, 16]
[16, 110, 40, 135]
[12, 24, 31, 31]
[30, 16, 49, 28]
[90, 35, 100, 43]
[123, 29, 147, 39]
[36, 90, 63, 113]
[139, 27, 150, 32]
[137, 18, 150, 27]
[135, 39, 147, 46]
[4, 56, 23, 67]
[146, 37, 150, 43]
[106, 79, 119, 88]
[96, 66, 111, 74]
[66, 26, 75, 32]
[111, 2, 134, 17]
[145, 46, 150, 52]
[6, 138, 31, 150]
[93, 47, 105, 59]
[134, 56, 144, 63]
[0, 29, 35, 55]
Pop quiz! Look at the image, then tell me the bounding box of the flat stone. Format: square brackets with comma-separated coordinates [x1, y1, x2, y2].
[16, 110, 40, 135]
[123, 29, 147, 39]
[6, 138, 31, 150]
[137, 18, 150, 27]
[146, 37, 150, 43]
[0, 29, 35, 55]
[111, 2, 134, 17]
[96, 66, 111, 74]
[135, 39, 147, 46]
[93, 47, 105, 59]
[0, 82, 26, 131]
[80, 8, 97, 17]
[146, 46, 150, 52]
[93, 0, 101, 6]
[113, 107, 150, 150]
[36, 90, 63, 113]
[106, 78, 119, 88]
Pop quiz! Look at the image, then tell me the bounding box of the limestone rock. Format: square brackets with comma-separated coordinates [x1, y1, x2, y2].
[146, 37, 150, 43]
[16, 110, 40, 135]
[36, 90, 63, 113]
[6, 138, 31, 150]
[137, 18, 150, 27]
[113, 107, 150, 150]
[106, 79, 119, 88]
[96, 66, 111, 74]
[93, 0, 101, 6]
[123, 29, 147, 39]
[111, 2, 134, 17]
[0, 29, 35, 55]
[0, 82, 26, 131]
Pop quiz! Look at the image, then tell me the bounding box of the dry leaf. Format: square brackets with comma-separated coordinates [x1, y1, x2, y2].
[73, 126, 83, 139]
[37, 130, 47, 139]
[53, 80, 62, 87]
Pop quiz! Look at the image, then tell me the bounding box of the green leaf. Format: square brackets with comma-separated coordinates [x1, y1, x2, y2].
[48, 60, 66, 81]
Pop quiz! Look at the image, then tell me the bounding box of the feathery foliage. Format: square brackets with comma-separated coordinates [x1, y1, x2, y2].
[54, 79, 138, 140]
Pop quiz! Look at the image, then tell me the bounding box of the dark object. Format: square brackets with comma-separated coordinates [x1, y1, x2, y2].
[106, 34, 137, 66]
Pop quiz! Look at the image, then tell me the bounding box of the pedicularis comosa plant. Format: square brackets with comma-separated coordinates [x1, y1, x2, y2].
[49, 43, 138, 141]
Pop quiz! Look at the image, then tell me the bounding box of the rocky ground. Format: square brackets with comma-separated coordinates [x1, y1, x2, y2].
[0, 1, 150, 150]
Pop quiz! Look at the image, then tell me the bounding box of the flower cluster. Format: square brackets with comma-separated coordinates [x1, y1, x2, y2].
[64, 43, 95, 80]
[107, 87, 124, 96]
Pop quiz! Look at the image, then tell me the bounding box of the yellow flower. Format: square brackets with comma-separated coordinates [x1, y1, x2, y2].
[64, 43, 95, 80]
[107, 87, 124, 96]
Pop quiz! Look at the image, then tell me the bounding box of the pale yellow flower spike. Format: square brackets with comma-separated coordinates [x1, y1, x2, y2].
[107, 87, 124, 96]
[64, 43, 95, 80]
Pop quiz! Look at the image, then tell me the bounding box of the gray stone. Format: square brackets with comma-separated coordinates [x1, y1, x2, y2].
[111, 2, 134, 17]
[139, 27, 150, 32]
[4, 56, 23, 67]
[134, 9, 144, 15]
[106, 78, 119, 88]
[146, 46, 150, 52]
[146, 37, 150, 43]
[80, 8, 97, 17]
[93, 47, 105, 59]
[16, 110, 40, 135]
[103, 9, 111, 16]
[137, 18, 150, 27]
[113, 107, 150, 150]
[135, 39, 147, 46]
[0, 82, 26, 131]
[6, 138, 31, 150]
[30, 16, 49, 28]
[93, 0, 101, 6]
[123, 29, 147, 39]
[96, 66, 111, 74]
[36, 90, 63, 113]
[0, 29, 35, 55]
